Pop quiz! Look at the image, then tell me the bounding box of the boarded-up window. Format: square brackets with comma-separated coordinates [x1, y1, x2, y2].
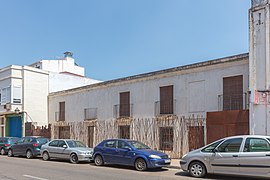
[188, 126, 205, 151]
[120, 92, 130, 117]
[118, 125, 130, 139]
[59, 126, 70, 139]
[159, 127, 173, 151]
[160, 86, 174, 114]
[88, 126, 94, 148]
[59, 102, 65, 121]
[223, 75, 243, 110]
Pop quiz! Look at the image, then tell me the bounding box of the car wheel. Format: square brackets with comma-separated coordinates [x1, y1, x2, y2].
[135, 158, 147, 171]
[94, 155, 104, 166]
[8, 149, 13, 157]
[189, 161, 206, 178]
[0, 148, 5, 155]
[70, 153, 79, 164]
[42, 152, 50, 161]
[26, 150, 33, 159]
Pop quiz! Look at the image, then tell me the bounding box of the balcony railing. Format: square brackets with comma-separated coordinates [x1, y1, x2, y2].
[155, 100, 176, 116]
[218, 93, 249, 111]
[55, 111, 65, 122]
[84, 108, 98, 120]
[113, 104, 133, 119]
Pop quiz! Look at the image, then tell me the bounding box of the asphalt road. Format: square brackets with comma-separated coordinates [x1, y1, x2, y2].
[0, 156, 261, 180]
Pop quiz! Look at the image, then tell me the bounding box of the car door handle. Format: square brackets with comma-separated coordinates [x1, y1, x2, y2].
[232, 155, 238, 157]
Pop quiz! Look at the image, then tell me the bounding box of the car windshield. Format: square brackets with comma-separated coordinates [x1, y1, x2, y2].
[67, 140, 86, 148]
[128, 141, 150, 150]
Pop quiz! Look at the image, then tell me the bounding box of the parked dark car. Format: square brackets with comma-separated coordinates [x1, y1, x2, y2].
[93, 139, 171, 171]
[0, 137, 20, 155]
[8, 136, 49, 159]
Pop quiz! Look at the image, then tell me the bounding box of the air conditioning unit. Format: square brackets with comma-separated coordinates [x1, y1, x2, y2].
[4, 103, 11, 110]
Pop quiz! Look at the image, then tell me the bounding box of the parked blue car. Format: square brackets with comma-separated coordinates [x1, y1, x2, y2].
[93, 139, 171, 171]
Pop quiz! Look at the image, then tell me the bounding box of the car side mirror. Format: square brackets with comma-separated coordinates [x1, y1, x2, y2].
[63, 145, 67, 148]
[212, 148, 218, 153]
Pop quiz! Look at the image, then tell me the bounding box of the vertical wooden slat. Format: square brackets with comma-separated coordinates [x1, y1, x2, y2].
[88, 126, 94, 148]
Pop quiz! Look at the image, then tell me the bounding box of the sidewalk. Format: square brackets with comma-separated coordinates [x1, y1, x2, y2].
[168, 158, 181, 169]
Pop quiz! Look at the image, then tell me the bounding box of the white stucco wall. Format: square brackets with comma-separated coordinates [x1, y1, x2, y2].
[22, 66, 49, 126]
[48, 72, 101, 93]
[249, 1, 270, 135]
[48, 57, 249, 124]
[33, 58, 85, 77]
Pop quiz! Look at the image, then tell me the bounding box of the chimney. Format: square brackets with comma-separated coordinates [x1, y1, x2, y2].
[64, 51, 73, 59]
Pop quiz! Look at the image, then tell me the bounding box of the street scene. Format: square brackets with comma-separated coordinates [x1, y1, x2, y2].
[1, 0, 270, 179]
[0, 156, 258, 180]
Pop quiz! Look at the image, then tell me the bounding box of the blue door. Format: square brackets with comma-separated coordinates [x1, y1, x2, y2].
[9, 116, 22, 138]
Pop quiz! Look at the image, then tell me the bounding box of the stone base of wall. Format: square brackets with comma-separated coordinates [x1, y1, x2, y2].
[51, 116, 205, 158]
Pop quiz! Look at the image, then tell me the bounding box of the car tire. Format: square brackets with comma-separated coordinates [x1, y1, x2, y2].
[0, 148, 5, 155]
[8, 149, 13, 157]
[188, 161, 206, 178]
[26, 150, 33, 159]
[42, 152, 50, 161]
[70, 153, 79, 164]
[94, 155, 104, 166]
[135, 158, 147, 171]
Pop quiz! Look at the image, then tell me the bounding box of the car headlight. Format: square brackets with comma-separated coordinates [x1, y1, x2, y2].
[149, 155, 161, 159]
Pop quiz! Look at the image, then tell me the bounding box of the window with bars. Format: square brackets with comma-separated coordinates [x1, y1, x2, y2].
[58, 126, 70, 139]
[118, 125, 130, 139]
[59, 102, 65, 121]
[159, 127, 174, 151]
[223, 75, 243, 110]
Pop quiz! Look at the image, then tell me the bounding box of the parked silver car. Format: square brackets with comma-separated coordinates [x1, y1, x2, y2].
[40, 139, 93, 163]
[180, 135, 270, 178]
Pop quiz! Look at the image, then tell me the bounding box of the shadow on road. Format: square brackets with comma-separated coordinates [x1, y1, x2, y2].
[175, 171, 261, 180]
[37, 157, 91, 164]
[89, 163, 169, 172]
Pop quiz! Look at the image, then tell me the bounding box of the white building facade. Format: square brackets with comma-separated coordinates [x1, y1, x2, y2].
[48, 54, 249, 157]
[0, 52, 100, 138]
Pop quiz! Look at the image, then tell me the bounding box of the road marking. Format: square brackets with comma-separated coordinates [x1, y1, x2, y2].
[23, 175, 49, 180]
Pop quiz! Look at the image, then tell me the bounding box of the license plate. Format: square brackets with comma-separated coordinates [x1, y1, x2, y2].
[164, 159, 171, 163]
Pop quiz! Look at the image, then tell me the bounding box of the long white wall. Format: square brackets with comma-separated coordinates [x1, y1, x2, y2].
[48, 57, 249, 124]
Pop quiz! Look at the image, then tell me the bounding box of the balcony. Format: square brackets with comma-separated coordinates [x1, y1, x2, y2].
[113, 104, 133, 119]
[55, 111, 65, 122]
[84, 108, 98, 121]
[155, 100, 176, 116]
[218, 93, 249, 111]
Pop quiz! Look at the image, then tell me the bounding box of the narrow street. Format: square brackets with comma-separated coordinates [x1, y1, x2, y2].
[0, 156, 259, 180]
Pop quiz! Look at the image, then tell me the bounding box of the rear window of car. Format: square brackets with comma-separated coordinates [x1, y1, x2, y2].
[36, 138, 49, 144]
[8, 138, 20, 143]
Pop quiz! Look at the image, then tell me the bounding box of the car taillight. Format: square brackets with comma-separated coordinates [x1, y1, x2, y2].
[4, 144, 10, 147]
[33, 143, 39, 147]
